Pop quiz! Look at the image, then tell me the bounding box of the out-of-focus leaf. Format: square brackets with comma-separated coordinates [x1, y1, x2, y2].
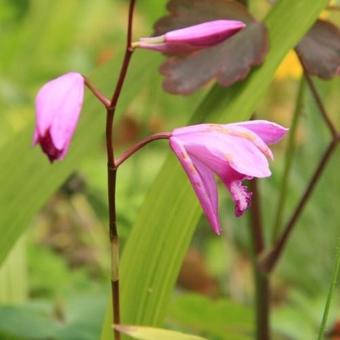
[168, 294, 252, 340]
[153, 0, 268, 94]
[55, 294, 107, 340]
[296, 20, 340, 79]
[115, 325, 206, 340]
[0, 305, 60, 339]
[0, 294, 107, 339]
[160, 22, 267, 94]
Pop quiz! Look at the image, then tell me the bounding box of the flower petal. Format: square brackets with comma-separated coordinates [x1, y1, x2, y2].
[48, 73, 84, 152]
[170, 137, 221, 234]
[176, 127, 271, 178]
[230, 120, 288, 144]
[137, 20, 245, 54]
[165, 20, 245, 46]
[34, 72, 85, 161]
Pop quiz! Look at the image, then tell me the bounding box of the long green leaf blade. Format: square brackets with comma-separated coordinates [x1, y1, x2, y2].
[317, 240, 340, 340]
[117, 0, 328, 331]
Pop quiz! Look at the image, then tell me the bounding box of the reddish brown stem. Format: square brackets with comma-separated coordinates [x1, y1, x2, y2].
[249, 180, 270, 340]
[84, 77, 111, 109]
[115, 132, 170, 168]
[297, 56, 337, 138]
[249, 180, 265, 254]
[105, 1, 136, 339]
[261, 140, 338, 273]
[107, 0, 136, 167]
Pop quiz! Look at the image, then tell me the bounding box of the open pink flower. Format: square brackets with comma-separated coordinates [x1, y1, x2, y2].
[169, 121, 287, 235]
[33, 72, 85, 162]
[135, 20, 245, 53]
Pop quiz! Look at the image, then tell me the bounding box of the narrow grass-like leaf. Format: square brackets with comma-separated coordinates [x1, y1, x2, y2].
[110, 0, 328, 335]
[115, 325, 206, 340]
[317, 240, 340, 340]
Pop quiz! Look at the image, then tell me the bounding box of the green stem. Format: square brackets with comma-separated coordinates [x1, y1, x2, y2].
[272, 78, 305, 242]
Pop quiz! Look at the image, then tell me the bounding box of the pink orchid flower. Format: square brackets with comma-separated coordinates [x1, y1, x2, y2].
[33, 72, 85, 162]
[135, 20, 245, 53]
[169, 121, 287, 235]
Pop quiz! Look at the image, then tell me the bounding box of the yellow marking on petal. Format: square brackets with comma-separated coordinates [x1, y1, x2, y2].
[229, 130, 256, 142]
[181, 151, 188, 159]
[188, 163, 197, 173]
[229, 130, 273, 158]
[224, 153, 233, 162]
[208, 124, 231, 134]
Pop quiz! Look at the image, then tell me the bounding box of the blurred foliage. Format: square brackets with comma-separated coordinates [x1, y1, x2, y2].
[0, 0, 339, 339]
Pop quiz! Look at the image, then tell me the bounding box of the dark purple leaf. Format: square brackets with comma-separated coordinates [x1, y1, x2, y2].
[155, 0, 254, 36]
[153, 0, 268, 95]
[296, 20, 340, 79]
[160, 22, 268, 95]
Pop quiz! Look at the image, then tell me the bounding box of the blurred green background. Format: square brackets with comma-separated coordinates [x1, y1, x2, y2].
[0, 0, 339, 339]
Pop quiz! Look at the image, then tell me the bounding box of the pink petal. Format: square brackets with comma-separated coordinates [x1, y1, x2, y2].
[35, 72, 84, 160]
[165, 20, 245, 46]
[174, 126, 271, 178]
[231, 120, 288, 144]
[170, 137, 221, 234]
[223, 125, 274, 160]
[137, 20, 245, 53]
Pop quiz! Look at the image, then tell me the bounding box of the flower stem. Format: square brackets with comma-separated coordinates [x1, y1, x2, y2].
[261, 139, 338, 273]
[272, 78, 305, 242]
[115, 132, 170, 168]
[105, 1, 136, 338]
[298, 56, 337, 138]
[248, 180, 270, 340]
[84, 77, 111, 109]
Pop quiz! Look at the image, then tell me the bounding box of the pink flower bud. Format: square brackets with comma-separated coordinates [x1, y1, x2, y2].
[135, 20, 245, 53]
[33, 72, 85, 162]
[169, 121, 288, 235]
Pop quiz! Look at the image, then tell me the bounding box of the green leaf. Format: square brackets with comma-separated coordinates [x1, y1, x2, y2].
[115, 325, 206, 340]
[168, 294, 252, 340]
[317, 240, 340, 340]
[111, 0, 328, 332]
[0, 305, 60, 339]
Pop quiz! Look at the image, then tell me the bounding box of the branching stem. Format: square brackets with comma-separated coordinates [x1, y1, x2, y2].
[298, 56, 337, 137]
[84, 77, 111, 109]
[261, 140, 338, 273]
[116, 132, 170, 168]
[105, 1, 136, 339]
